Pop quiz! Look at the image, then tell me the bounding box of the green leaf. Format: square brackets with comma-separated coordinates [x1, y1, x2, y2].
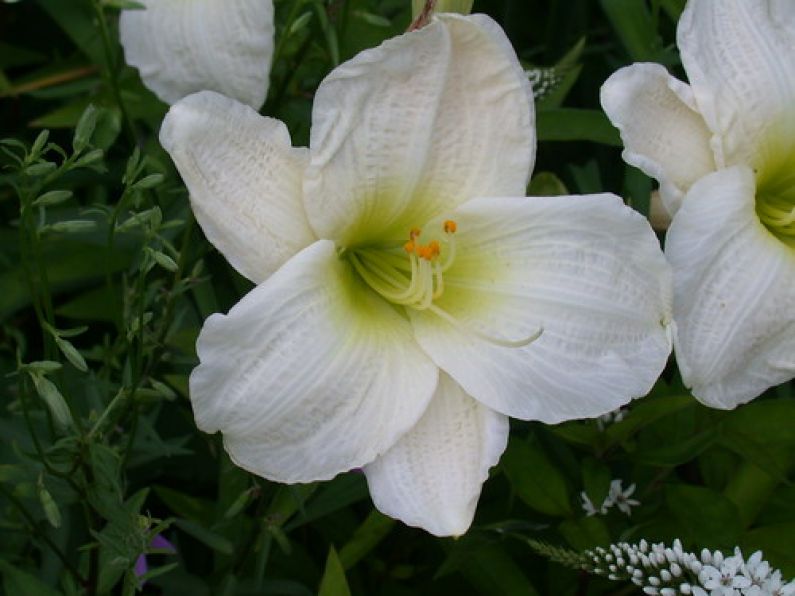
[36, 0, 104, 64]
[33, 190, 73, 207]
[37, 480, 62, 528]
[286, 473, 368, 530]
[580, 457, 611, 506]
[558, 516, 611, 551]
[0, 560, 62, 596]
[536, 109, 621, 146]
[600, 0, 660, 61]
[147, 248, 178, 273]
[174, 518, 234, 555]
[338, 509, 395, 570]
[502, 437, 572, 517]
[154, 486, 215, 524]
[54, 336, 88, 372]
[444, 540, 541, 596]
[527, 171, 568, 196]
[132, 173, 164, 190]
[72, 104, 98, 153]
[30, 373, 73, 429]
[740, 522, 795, 577]
[665, 484, 742, 549]
[604, 393, 695, 447]
[318, 546, 351, 596]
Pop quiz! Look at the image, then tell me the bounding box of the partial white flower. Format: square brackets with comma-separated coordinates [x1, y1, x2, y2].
[161, 14, 673, 536]
[580, 478, 639, 517]
[120, 0, 274, 108]
[580, 491, 603, 516]
[607, 479, 640, 516]
[601, 0, 795, 408]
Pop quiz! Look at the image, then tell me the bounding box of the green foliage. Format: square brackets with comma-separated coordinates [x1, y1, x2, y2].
[0, 0, 792, 595]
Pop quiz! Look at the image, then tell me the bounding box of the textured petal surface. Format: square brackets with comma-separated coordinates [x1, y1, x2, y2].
[160, 91, 315, 283]
[410, 195, 673, 423]
[666, 166, 795, 408]
[120, 0, 273, 108]
[601, 63, 715, 216]
[678, 0, 795, 167]
[190, 240, 439, 483]
[364, 373, 508, 537]
[304, 14, 534, 247]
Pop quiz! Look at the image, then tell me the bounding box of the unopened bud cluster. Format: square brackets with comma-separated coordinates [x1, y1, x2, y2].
[530, 539, 794, 595]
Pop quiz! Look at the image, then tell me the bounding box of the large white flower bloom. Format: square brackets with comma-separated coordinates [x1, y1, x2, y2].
[120, 0, 273, 108]
[161, 14, 673, 536]
[601, 0, 795, 408]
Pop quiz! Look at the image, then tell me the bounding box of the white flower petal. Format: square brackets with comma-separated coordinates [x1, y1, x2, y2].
[160, 91, 315, 283]
[303, 14, 534, 247]
[601, 63, 715, 216]
[190, 240, 439, 483]
[120, 0, 273, 108]
[677, 0, 795, 166]
[665, 166, 795, 408]
[410, 195, 673, 423]
[364, 373, 508, 537]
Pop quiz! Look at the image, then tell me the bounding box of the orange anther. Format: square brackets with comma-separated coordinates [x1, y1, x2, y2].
[403, 240, 416, 254]
[409, 227, 422, 240]
[416, 245, 432, 260]
[443, 220, 457, 234]
[428, 240, 440, 257]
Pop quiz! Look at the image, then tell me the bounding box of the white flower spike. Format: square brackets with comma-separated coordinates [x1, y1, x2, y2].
[161, 14, 673, 537]
[120, 0, 274, 108]
[601, 0, 795, 408]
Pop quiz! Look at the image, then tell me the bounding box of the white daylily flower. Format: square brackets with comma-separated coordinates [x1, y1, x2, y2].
[601, 0, 795, 408]
[120, 0, 274, 108]
[161, 14, 673, 537]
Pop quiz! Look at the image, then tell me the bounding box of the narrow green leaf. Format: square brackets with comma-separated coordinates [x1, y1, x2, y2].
[54, 336, 87, 372]
[33, 190, 73, 207]
[318, 547, 351, 596]
[173, 519, 234, 555]
[38, 481, 62, 528]
[72, 104, 98, 153]
[132, 173, 164, 190]
[339, 510, 395, 570]
[30, 373, 73, 429]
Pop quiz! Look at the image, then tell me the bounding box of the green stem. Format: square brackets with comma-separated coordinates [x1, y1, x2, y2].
[0, 483, 85, 584]
[91, 0, 137, 145]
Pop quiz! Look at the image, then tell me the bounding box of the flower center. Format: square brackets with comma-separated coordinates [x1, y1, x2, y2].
[348, 220, 458, 312]
[755, 144, 795, 248]
[347, 220, 542, 348]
